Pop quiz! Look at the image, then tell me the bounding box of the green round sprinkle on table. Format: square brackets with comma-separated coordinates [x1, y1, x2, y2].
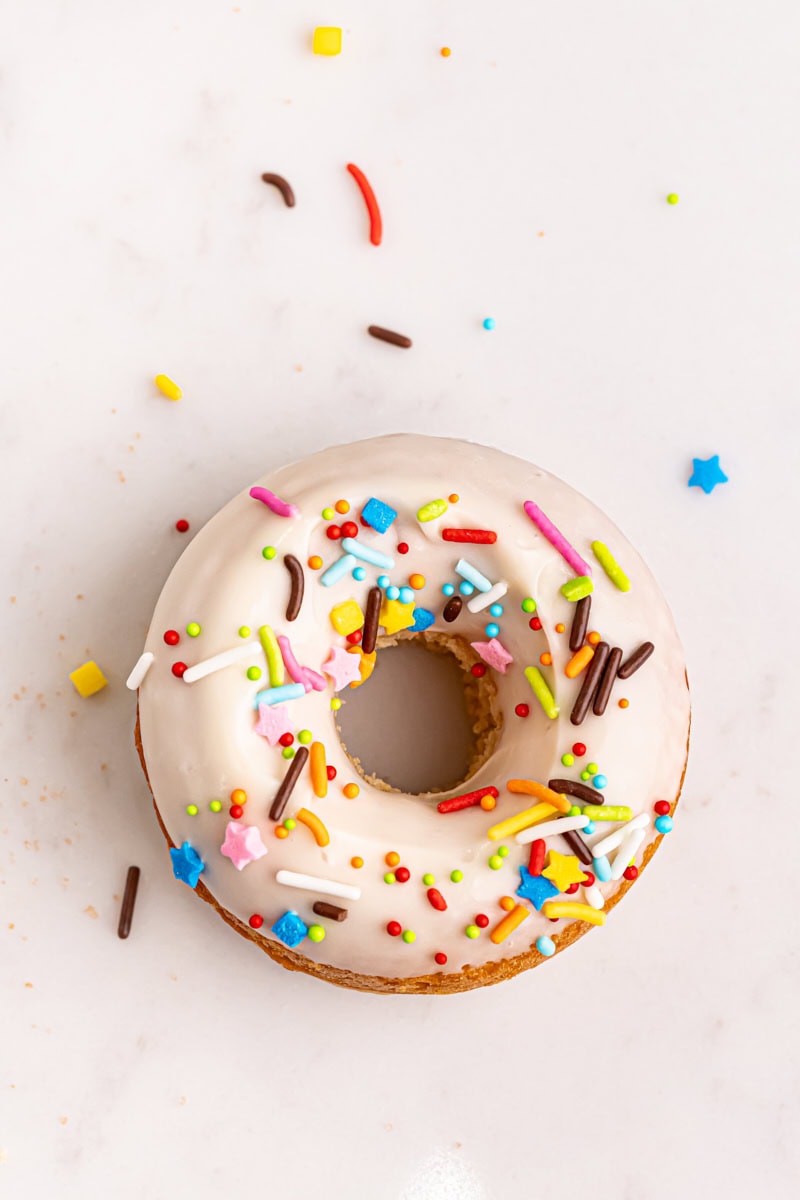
[284, 818, 296, 830]
[246, 666, 262, 681]
[186, 804, 198, 816]
[281, 747, 295, 760]
[298, 729, 313, 745]
[384, 872, 396, 884]
[402, 929, 416, 944]
[322, 507, 335, 520]
[465, 924, 480, 939]
[307, 924, 326, 943]
[186, 622, 201, 637]
[422, 873, 435, 886]
[521, 597, 537, 613]
[488, 855, 503, 870]
[667, 193, 679, 204]
[262, 546, 276, 560]
[238, 626, 251, 638]
[209, 800, 222, 813]
[450, 869, 463, 883]
[498, 845, 509, 858]
[561, 753, 574, 767]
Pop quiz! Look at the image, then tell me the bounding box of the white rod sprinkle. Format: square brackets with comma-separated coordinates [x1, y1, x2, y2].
[275, 870, 361, 901]
[467, 580, 509, 614]
[182, 641, 260, 684]
[610, 828, 646, 880]
[590, 813, 649, 859]
[126, 651, 154, 690]
[515, 814, 590, 845]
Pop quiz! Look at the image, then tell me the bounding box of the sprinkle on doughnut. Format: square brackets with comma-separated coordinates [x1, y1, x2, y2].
[437, 786, 499, 814]
[541, 901, 606, 926]
[295, 808, 330, 847]
[569, 595, 591, 651]
[249, 485, 300, 519]
[523, 666, 559, 719]
[490, 904, 530, 944]
[361, 586, 383, 655]
[269, 745, 310, 821]
[283, 554, 305, 621]
[506, 779, 571, 814]
[441, 528, 497, 544]
[309, 741, 328, 798]
[523, 500, 592, 577]
[618, 641, 655, 679]
[258, 625, 285, 687]
[591, 540, 631, 592]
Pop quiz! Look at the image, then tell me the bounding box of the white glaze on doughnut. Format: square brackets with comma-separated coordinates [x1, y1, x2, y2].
[137, 435, 689, 980]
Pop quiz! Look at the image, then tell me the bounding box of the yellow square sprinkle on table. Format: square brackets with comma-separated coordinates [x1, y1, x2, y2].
[330, 600, 364, 636]
[69, 660, 108, 697]
[312, 26, 342, 55]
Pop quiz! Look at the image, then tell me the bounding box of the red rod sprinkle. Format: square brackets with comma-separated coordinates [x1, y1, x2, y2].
[441, 529, 498, 544]
[346, 163, 382, 246]
[437, 786, 499, 814]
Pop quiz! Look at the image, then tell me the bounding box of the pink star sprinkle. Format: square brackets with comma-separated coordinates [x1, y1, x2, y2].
[321, 644, 363, 690]
[220, 821, 268, 871]
[254, 702, 293, 745]
[471, 637, 514, 673]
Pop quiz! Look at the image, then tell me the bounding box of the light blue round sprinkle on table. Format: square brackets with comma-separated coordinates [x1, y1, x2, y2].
[536, 935, 555, 957]
[483, 317, 496, 331]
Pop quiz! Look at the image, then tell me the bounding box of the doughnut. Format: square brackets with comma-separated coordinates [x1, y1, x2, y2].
[134, 434, 690, 994]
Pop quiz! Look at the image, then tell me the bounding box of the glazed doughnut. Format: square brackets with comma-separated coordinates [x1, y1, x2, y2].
[133, 434, 690, 994]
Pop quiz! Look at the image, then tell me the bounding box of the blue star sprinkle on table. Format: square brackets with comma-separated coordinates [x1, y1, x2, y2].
[516, 866, 559, 910]
[688, 455, 728, 495]
[170, 841, 205, 888]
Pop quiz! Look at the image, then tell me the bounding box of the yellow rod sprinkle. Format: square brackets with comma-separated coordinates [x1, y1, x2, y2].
[417, 499, 448, 522]
[524, 666, 559, 719]
[154, 374, 182, 401]
[309, 742, 328, 798]
[507, 779, 571, 814]
[591, 540, 631, 592]
[490, 904, 530, 944]
[565, 645, 594, 679]
[541, 901, 606, 926]
[296, 808, 330, 847]
[258, 624, 285, 687]
[488, 802, 557, 841]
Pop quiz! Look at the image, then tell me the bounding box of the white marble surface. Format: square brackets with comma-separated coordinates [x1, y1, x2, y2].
[2, 3, 799, 1197]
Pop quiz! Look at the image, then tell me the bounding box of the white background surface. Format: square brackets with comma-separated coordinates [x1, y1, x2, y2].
[3, 3, 799, 1197]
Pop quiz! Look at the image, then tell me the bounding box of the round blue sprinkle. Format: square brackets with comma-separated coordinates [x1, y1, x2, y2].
[377, 575, 390, 589]
[583, 820, 595, 835]
[398, 586, 414, 605]
[592, 774, 608, 790]
[489, 603, 504, 617]
[536, 935, 556, 957]
[483, 317, 496, 331]
[442, 583, 455, 596]
[655, 815, 673, 834]
[387, 585, 400, 601]
[485, 622, 500, 638]
[459, 581, 475, 597]
[352, 566, 366, 581]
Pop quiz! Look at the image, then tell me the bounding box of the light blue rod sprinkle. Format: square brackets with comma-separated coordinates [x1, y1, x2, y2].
[253, 683, 306, 708]
[592, 855, 612, 882]
[320, 554, 357, 587]
[455, 558, 493, 593]
[340, 538, 395, 569]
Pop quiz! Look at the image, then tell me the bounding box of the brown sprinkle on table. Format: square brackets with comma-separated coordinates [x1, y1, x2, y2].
[261, 173, 296, 207]
[367, 325, 412, 349]
[117, 866, 141, 939]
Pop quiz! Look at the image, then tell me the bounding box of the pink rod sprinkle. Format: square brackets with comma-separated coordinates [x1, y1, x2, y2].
[277, 636, 327, 693]
[523, 500, 592, 577]
[249, 486, 300, 519]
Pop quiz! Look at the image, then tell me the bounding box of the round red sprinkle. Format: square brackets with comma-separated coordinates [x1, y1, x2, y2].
[326, 524, 342, 540]
[326, 765, 337, 781]
[278, 733, 294, 747]
[386, 921, 402, 937]
[434, 951, 448, 966]
[475, 913, 490, 928]
[654, 800, 671, 816]
[359, 515, 369, 527]
[582, 871, 595, 887]
[346, 630, 362, 645]
[249, 914, 264, 929]
[397, 542, 409, 555]
[471, 663, 486, 678]
[514, 703, 530, 718]
[565, 882, 580, 895]
[395, 866, 410, 883]
[175, 519, 190, 533]
[230, 804, 244, 819]
[171, 661, 187, 677]
[340, 521, 359, 539]
[164, 629, 180, 646]
[572, 742, 586, 757]
[623, 865, 639, 881]
[530, 617, 542, 631]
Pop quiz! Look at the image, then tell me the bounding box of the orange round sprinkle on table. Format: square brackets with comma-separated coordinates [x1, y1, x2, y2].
[409, 573, 426, 589]
[275, 827, 289, 839]
[555, 623, 566, 634]
[308, 555, 323, 570]
[351, 856, 364, 869]
[440, 48, 452, 58]
[385, 851, 400, 867]
[334, 500, 350, 514]
[618, 698, 629, 708]
[230, 788, 247, 806]
[500, 895, 516, 912]
[448, 492, 459, 502]
[587, 630, 601, 645]
[343, 783, 360, 799]
[539, 652, 552, 666]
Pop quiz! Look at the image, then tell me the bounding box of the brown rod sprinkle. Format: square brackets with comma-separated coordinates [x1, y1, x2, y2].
[117, 866, 141, 939]
[367, 325, 412, 349]
[618, 641, 655, 680]
[284, 554, 305, 622]
[570, 641, 610, 726]
[312, 901, 348, 922]
[261, 173, 295, 207]
[548, 778, 602, 805]
[569, 595, 591, 652]
[269, 745, 310, 821]
[562, 829, 594, 867]
[593, 646, 623, 715]
[361, 586, 383, 655]
[442, 595, 463, 623]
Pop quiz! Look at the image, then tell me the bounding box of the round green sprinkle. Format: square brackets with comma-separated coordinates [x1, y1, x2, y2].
[330, 698, 342, 711]
[498, 844, 509, 858]
[667, 193, 679, 205]
[238, 626, 251, 638]
[422, 873, 435, 886]
[186, 622, 201, 638]
[521, 597, 537, 613]
[283, 818, 296, 830]
[384, 872, 396, 884]
[580, 770, 591, 782]
[209, 800, 222, 813]
[297, 729, 313, 745]
[488, 855, 503, 870]
[587, 762, 598, 775]
[561, 753, 575, 767]
[246, 666, 262, 681]
[322, 507, 335, 520]
[450, 869, 463, 883]
[186, 804, 198, 816]
[307, 924, 326, 943]
[402, 929, 416, 944]
[282, 747, 295, 760]
[262, 545, 277, 560]
[465, 924, 480, 939]
[569, 804, 582, 817]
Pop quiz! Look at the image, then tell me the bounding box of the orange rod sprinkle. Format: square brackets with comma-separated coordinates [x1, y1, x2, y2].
[295, 808, 330, 847]
[506, 779, 571, 814]
[565, 645, 594, 679]
[490, 904, 530, 944]
[310, 741, 328, 798]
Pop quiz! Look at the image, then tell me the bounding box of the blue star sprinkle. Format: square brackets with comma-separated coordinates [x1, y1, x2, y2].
[516, 866, 559, 910]
[411, 607, 436, 632]
[688, 455, 728, 495]
[272, 910, 309, 948]
[170, 841, 205, 888]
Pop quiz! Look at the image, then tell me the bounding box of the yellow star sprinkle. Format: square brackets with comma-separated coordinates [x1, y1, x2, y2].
[541, 850, 588, 892]
[379, 598, 416, 635]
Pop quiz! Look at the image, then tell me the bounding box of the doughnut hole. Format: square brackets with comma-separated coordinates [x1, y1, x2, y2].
[334, 631, 503, 796]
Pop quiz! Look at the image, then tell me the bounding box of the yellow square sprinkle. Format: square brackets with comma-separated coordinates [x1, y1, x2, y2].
[312, 26, 342, 56]
[330, 600, 364, 636]
[69, 660, 108, 698]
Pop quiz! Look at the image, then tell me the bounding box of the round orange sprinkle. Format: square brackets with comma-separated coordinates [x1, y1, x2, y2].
[555, 623, 566, 634]
[343, 783, 360, 799]
[334, 500, 350, 514]
[539, 652, 552, 666]
[618, 698, 629, 709]
[500, 895, 516, 912]
[351, 856, 364, 869]
[275, 826, 289, 839]
[480, 794, 497, 811]
[440, 47, 451, 58]
[448, 492, 459, 502]
[385, 851, 400, 867]
[308, 555, 323, 570]
[230, 788, 247, 805]
[409, 573, 426, 590]
[587, 631, 601, 646]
